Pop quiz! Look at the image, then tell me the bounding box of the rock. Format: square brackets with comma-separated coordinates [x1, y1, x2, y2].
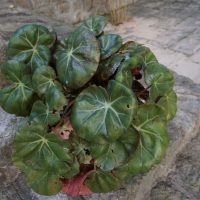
[0, 145, 37, 200]
[13, 0, 134, 24]
[150, 131, 200, 200]
[0, 108, 25, 148]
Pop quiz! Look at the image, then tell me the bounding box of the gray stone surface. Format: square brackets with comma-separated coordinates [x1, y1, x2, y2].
[0, 0, 200, 199]
[12, 0, 137, 24]
[150, 131, 200, 200]
[0, 108, 25, 148]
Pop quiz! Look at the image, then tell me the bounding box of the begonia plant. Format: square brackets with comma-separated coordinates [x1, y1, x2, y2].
[0, 16, 177, 197]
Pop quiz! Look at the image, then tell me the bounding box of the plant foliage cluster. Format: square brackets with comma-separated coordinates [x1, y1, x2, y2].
[0, 16, 177, 196]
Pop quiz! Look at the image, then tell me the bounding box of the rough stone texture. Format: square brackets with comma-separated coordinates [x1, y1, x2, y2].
[12, 0, 137, 24]
[105, 0, 200, 83]
[0, 0, 200, 199]
[150, 132, 200, 200]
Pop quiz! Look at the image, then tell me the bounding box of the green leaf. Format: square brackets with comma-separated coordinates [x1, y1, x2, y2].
[119, 41, 146, 57]
[96, 54, 124, 81]
[14, 161, 62, 196]
[32, 66, 67, 110]
[29, 101, 61, 126]
[115, 104, 169, 178]
[13, 124, 79, 195]
[27, 170, 61, 196]
[32, 65, 56, 96]
[118, 41, 158, 66]
[85, 170, 121, 193]
[71, 80, 137, 142]
[55, 28, 100, 89]
[90, 128, 138, 171]
[79, 15, 107, 36]
[13, 124, 73, 173]
[157, 90, 177, 121]
[144, 63, 174, 101]
[70, 135, 91, 164]
[7, 24, 56, 71]
[0, 60, 35, 116]
[98, 34, 122, 59]
[115, 63, 133, 88]
[0, 84, 35, 116]
[60, 157, 80, 180]
[45, 85, 67, 110]
[114, 57, 143, 88]
[0, 59, 30, 82]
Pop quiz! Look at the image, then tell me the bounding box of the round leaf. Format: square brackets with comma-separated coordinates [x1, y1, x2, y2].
[96, 54, 124, 81]
[115, 62, 133, 88]
[115, 56, 145, 88]
[98, 34, 122, 59]
[32, 66, 67, 110]
[29, 100, 61, 126]
[45, 86, 67, 110]
[13, 124, 73, 173]
[90, 128, 138, 171]
[55, 28, 100, 89]
[118, 41, 158, 66]
[157, 90, 177, 121]
[144, 63, 174, 101]
[0, 83, 35, 116]
[14, 161, 62, 196]
[71, 80, 137, 142]
[27, 170, 61, 196]
[79, 16, 107, 36]
[0, 60, 35, 116]
[7, 24, 56, 71]
[70, 135, 91, 164]
[0, 59, 30, 82]
[115, 105, 169, 178]
[85, 170, 121, 193]
[32, 65, 57, 96]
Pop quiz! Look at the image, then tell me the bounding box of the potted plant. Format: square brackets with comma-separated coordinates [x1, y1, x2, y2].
[0, 16, 177, 197]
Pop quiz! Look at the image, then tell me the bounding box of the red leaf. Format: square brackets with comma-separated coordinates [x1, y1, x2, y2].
[131, 67, 141, 76]
[62, 170, 94, 197]
[131, 67, 142, 80]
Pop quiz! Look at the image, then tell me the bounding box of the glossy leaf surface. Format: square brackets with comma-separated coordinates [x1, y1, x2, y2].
[115, 105, 169, 178]
[71, 80, 137, 142]
[90, 128, 138, 171]
[13, 124, 79, 195]
[13, 124, 73, 172]
[32, 66, 67, 110]
[0, 59, 30, 81]
[7, 24, 55, 71]
[144, 63, 174, 101]
[29, 100, 61, 126]
[157, 90, 177, 121]
[55, 28, 100, 89]
[79, 16, 107, 36]
[14, 161, 62, 196]
[0, 60, 35, 116]
[96, 54, 124, 81]
[118, 41, 158, 67]
[85, 170, 121, 192]
[98, 34, 122, 59]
